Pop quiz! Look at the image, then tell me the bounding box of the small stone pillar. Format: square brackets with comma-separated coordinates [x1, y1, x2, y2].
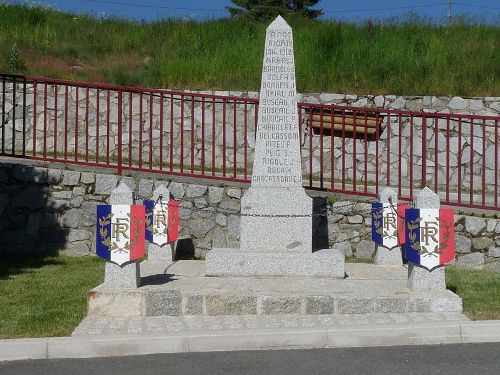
[374, 187, 403, 266]
[407, 187, 446, 291]
[146, 184, 173, 262]
[103, 182, 141, 289]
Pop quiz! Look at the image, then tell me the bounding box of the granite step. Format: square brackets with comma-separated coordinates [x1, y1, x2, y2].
[87, 261, 463, 317]
[72, 312, 469, 337]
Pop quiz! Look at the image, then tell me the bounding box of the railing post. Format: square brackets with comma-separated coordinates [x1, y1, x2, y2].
[117, 89, 123, 176]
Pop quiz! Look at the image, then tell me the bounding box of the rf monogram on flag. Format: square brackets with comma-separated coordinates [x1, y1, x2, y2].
[405, 208, 455, 271]
[371, 202, 408, 249]
[144, 196, 180, 246]
[96, 204, 146, 266]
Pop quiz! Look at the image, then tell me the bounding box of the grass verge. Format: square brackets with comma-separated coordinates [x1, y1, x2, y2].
[0, 255, 103, 338]
[446, 267, 500, 320]
[0, 4, 498, 96]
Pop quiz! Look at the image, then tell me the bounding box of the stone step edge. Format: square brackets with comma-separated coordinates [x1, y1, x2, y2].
[88, 290, 462, 316]
[2, 319, 499, 362]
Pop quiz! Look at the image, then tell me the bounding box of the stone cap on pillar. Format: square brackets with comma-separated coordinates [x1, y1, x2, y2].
[414, 186, 440, 209]
[151, 184, 171, 201]
[109, 182, 133, 205]
[378, 187, 397, 203]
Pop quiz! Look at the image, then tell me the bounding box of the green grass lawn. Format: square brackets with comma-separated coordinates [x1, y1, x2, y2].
[0, 255, 103, 338]
[446, 267, 500, 321]
[0, 4, 498, 96]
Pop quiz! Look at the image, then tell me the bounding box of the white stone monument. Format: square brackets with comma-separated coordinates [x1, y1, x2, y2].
[103, 182, 141, 288]
[374, 187, 403, 266]
[206, 16, 344, 277]
[407, 187, 446, 291]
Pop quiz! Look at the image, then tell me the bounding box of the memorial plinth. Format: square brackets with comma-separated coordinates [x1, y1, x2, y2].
[206, 16, 344, 277]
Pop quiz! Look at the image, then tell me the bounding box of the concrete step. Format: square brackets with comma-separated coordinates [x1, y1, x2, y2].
[87, 261, 463, 317]
[72, 312, 469, 337]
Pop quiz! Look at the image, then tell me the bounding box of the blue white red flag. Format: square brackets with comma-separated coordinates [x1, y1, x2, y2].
[96, 204, 146, 266]
[144, 199, 180, 246]
[405, 208, 455, 270]
[371, 202, 407, 249]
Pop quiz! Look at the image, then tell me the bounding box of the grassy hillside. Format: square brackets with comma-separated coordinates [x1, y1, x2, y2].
[0, 4, 498, 96]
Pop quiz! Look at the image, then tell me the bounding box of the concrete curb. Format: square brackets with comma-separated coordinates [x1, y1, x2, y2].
[1, 320, 500, 362]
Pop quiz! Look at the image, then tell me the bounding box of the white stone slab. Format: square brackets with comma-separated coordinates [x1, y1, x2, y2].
[206, 248, 344, 277]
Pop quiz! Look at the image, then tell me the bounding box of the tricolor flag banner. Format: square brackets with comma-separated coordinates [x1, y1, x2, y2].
[96, 205, 146, 266]
[144, 199, 180, 246]
[405, 208, 455, 271]
[371, 203, 408, 249]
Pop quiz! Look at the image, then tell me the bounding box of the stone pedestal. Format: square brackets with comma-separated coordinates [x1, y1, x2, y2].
[103, 182, 141, 289]
[206, 248, 344, 277]
[407, 187, 446, 291]
[205, 16, 343, 278]
[374, 245, 403, 265]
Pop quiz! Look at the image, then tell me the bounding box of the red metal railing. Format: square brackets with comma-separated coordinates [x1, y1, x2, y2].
[1, 73, 499, 211]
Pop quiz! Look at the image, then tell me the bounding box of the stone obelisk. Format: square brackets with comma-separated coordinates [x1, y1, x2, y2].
[206, 16, 344, 277]
[240, 15, 311, 253]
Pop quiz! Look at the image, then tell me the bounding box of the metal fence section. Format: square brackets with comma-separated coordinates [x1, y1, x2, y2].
[1, 73, 499, 211]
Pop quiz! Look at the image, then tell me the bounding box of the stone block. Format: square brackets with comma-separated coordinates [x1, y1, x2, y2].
[456, 253, 485, 269]
[87, 291, 142, 316]
[337, 297, 374, 314]
[408, 264, 446, 291]
[205, 294, 257, 315]
[471, 237, 494, 251]
[80, 172, 95, 184]
[465, 216, 486, 236]
[62, 170, 80, 186]
[145, 291, 182, 316]
[169, 182, 185, 199]
[240, 188, 312, 252]
[12, 165, 47, 184]
[259, 296, 302, 314]
[227, 188, 241, 199]
[305, 296, 335, 315]
[488, 247, 500, 258]
[455, 235, 472, 254]
[186, 184, 207, 198]
[332, 242, 353, 258]
[95, 174, 118, 195]
[184, 294, 204, 315]
[354, 240, 375, 261]
[61, 208, 81, 228]
[205, 248, 344, 277]
[374, 246, 403, 266]
[68, 229, 91, 242]
[103, 262, 140, 289]
[138, 179, 154, 198]
[374, 298, 407, 313]
[208, 186, 224, 203]
[48, 169, 62, 184]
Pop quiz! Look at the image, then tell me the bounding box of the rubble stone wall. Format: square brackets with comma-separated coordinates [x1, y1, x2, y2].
[0, 161, 498, 271]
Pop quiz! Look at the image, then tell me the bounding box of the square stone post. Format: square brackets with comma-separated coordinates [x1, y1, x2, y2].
[103, 182, 141, 289]
[146, 184, 174, 262]
[407, 187, 446, 291]
[374, 187, 403, 266]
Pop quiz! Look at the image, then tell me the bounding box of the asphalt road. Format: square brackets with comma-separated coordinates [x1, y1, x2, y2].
[1, 343, 499, 375]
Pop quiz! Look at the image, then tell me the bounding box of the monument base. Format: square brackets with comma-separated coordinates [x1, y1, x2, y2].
[374, 245, 403, 266]
[205, 248, 345, 277]
[407, 263, 446, 291]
